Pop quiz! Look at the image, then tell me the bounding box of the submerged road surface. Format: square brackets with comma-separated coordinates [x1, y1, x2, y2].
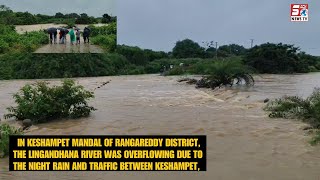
[34, 43, 104, 54]
[34, 35, 104, 53]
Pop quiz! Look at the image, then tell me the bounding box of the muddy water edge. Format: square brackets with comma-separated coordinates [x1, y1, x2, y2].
[0, 74, 320, 180]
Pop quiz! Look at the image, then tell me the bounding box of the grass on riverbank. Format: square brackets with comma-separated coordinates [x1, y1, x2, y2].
[264, 88, 320, 145]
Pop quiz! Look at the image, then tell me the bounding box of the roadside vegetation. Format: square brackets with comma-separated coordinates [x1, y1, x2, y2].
[0, 24, 48, 53]
[0, 53, 136, 80]
[90, 22, 117, 52]
[264, 88, 320, 145]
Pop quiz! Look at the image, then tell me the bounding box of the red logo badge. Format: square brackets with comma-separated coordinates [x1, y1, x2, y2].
[290, 4, 308, 22]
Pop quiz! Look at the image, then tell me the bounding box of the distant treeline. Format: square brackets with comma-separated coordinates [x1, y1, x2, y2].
[115, 39, 320, 74]
[0, 5, 116, 25]
[0, 41, 319, 80]
[0, 3, 319, 79]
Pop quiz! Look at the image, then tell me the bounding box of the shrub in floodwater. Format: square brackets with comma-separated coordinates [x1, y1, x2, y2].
[264, 88, 320, 128]
[264, 88, 320, 145]
[0, 123, 23, 157]
[183, 59, 254, 90]
[4, 79, 96, 123]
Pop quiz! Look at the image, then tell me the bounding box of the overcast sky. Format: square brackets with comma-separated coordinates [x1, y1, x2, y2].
[118, 0, 320, 55]
[0, 0, 116, 17]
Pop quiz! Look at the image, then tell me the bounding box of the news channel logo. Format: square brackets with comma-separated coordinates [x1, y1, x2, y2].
[290, 4, 308, 22]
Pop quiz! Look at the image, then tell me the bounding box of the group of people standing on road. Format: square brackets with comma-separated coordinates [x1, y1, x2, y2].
[45, 26, 91, 45]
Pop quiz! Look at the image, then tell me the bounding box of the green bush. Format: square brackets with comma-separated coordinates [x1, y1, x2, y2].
[4, 79, 96, 123]
[89, 22, 117, 37]
[0, 124, 23, 157]
[0, 39, 9, 53]
[0, 53, 131, 80]
[119, 64, 146, 75]
[116, 45, 168, 66]
[309, 66, 319, 72]
[0, 24, 48, 53]
[91, 34, 116, 52]
[265, 88, 320, 127]
[265, 88, 320, 145]
[195, 59, 254, 89]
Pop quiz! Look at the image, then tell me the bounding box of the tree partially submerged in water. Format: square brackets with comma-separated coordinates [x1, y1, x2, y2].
[180, 60, 254, 90]
[264, 88, 320, 145]
[4, 79, 96, 124]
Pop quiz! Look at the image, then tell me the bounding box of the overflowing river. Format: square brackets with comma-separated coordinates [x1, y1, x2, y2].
[0, 74, 320, 180]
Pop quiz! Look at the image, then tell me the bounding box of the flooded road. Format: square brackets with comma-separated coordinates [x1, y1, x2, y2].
[0, 74, 320, 180]
[33, 38, 104, 53]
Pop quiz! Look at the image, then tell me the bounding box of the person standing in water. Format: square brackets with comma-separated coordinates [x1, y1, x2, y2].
[64, 29, 69, 44]
[83, 27, 91, 43]
[69, 28, 76, 45]
[59, 29, 66, 44]
[58, 30, 62, 43]
[76, 30, 81, 45]
[49, 33, 53, 44]
[53, 30, 57, 44]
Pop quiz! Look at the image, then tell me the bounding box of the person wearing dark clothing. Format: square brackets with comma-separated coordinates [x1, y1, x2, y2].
[64, 29, 69, 44]
[46, 28, 57, 44]
[49, 33, 53, 44]
[53, 31, 57, 44]
[59, 30, 66, 44]
[83, 27, 91, 43]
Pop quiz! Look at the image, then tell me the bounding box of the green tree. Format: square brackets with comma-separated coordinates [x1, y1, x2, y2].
[55, 12, 64, 18]
[172, 39, 205, 58]
[102, 13, 112, 23]
[218, 44, 247, 56]
[244, 43, 309, 74]
[75, 13, 96, 24]
[65, 13, 80, 19]
[0, 5, 11, 11]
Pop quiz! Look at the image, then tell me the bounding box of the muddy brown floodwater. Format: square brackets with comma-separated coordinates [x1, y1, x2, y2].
[0, 74, 320, 180]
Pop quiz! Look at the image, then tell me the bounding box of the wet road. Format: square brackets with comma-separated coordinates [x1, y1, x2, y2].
[34, 35, 104, 53]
